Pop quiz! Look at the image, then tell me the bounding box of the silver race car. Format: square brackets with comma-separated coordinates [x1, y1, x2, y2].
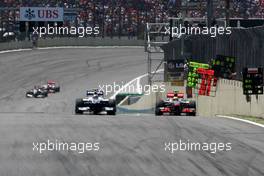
[26, 86, 48, 98]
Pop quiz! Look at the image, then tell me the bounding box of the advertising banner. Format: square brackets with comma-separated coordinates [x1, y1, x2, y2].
[20, 7, 64, 21]
[167, 59, 185, 85]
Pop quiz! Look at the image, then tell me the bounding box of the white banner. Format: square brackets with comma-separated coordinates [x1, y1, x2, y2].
[20, 7, 64, 22]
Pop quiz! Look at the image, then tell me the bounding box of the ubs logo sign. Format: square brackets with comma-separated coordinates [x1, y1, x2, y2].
[20, 7, 64, 22]
[24, 8, 35, 20]
[167, 60, 185, 73]
[168, 62, 176, 70]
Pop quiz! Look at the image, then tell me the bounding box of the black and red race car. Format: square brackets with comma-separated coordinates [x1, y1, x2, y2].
[42, 80, 60, 93]
[25, 80, 60, 98]
[155, 91, 196, 116]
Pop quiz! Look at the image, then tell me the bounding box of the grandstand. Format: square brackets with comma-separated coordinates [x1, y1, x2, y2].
[0, 0, 263, 41]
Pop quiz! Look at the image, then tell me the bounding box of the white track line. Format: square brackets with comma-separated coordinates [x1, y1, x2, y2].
[217, 115, 264, 128]
[0, 46, 143, 55]
[0, 49, 32, 54]
[110, 69, 164, 99]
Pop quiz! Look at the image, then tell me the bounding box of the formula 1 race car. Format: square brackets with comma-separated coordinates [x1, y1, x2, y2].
[26, 86, 48, 98]
[42, 80, 60, 93]
[155, 91, 196, 116]
[75, 89, 116, 115]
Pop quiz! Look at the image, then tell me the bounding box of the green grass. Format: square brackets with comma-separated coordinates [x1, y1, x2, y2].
[231, 114, 264, 125]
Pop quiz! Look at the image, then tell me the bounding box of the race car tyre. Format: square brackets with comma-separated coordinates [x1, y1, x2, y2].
[155, 110, 163, 116]
[55, 87, 60, 92]
[25, 92, 32, 98]
[107, 111, 116, 115]
[107, 99, 116, 115]
[155, 101, 164, 116]
[75, 99, 83, 115]
[188, 112, 196, 116]
[43, 92, 48, 98]
[186, 101, 196, 116]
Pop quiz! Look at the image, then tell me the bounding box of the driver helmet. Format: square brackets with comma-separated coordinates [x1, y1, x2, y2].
[173, 97, 178, 101]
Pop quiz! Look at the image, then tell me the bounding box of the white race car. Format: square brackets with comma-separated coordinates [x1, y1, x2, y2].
[75, 89, 116, 115]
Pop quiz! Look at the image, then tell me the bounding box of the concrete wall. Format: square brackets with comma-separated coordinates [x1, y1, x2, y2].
[38, 37, 145, 47]
[0, 40, 33, 51]
[0, 37, 145, 51]
[197, 79, 264, 118]
[117, 79, 264, 117]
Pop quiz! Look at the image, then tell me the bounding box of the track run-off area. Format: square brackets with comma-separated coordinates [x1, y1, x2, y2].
[0, 48, 263, 176]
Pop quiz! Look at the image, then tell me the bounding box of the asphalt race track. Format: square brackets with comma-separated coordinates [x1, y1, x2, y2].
[0, 48, 263, 176]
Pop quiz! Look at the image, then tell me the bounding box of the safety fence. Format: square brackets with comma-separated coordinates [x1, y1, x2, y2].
[162, 26, 264, 80]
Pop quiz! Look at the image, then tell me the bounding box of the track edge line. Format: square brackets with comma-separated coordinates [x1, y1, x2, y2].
[216, 115, 264, 128]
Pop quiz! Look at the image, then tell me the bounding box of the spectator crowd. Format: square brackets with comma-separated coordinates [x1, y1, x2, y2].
[0, 0, 263, 38]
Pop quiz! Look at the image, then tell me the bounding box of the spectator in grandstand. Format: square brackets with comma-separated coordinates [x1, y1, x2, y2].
[0, 0, 263, 40]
